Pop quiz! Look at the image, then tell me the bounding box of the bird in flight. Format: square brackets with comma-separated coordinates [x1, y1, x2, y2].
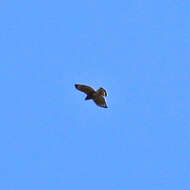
[75, 84, 108, 108]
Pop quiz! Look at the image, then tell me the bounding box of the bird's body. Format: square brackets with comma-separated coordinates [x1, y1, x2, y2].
[75, 84, 108, 108]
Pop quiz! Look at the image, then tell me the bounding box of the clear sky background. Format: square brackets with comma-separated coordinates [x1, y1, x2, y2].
[1, 1, 190, 189]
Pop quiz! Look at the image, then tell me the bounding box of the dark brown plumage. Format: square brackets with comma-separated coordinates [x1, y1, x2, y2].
[75, 84, 108, 108]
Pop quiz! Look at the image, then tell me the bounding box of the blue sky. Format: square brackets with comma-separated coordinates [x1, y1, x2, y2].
[1, 0, 190, 189]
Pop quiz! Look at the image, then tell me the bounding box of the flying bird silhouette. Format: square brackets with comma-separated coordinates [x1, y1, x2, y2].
[75, 84, 108, 108]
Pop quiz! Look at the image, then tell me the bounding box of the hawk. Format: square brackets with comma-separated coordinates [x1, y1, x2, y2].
[75, 84, 108, 108]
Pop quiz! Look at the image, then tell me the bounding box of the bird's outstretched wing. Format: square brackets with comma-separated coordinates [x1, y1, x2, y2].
[75, 84, 95, 95]
[93, 95, 108, 108]
[96, 88, 107, 97]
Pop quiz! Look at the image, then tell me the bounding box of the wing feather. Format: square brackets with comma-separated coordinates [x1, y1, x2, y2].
[96, 88, 107, 97]
[75, 84, 95, 95]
